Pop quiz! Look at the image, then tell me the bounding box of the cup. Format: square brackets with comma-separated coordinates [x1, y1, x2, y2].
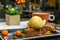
[32, 12, 55, 22]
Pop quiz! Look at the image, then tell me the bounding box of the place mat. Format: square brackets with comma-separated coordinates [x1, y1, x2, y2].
[0, 21, 28, 30]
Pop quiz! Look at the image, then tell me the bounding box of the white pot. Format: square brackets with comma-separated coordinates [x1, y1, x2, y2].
[5, 14, 20, 25]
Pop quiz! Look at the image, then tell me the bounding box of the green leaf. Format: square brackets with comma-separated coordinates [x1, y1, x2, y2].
[8, 8, 11, 11]
[22, 29, 26, 34]
[15, 10, 19, 13]
[20, 10, 22, 14]
[14, 6, 18, 10]
[5, 10, 9, 13]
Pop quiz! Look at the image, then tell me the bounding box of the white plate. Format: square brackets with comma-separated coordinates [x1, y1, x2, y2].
[8, 33, 60, 40]
[56, 27, 60, 30]
[0, 21, 28, 30]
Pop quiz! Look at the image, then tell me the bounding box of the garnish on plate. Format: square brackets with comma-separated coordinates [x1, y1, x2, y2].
[15, 30, 22, 37]
[2, 30, 9, 36]
[22, 29, 26, 34]
[44, 31, 51, 35]
[15, 30, 25, 37]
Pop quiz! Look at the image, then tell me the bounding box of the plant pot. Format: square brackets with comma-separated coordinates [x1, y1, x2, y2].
[5, 14, 20, 25]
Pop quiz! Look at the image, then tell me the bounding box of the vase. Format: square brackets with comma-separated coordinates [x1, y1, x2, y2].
[5, 14, 20, 25]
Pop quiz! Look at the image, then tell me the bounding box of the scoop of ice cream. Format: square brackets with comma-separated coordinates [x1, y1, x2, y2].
[28, 16, 46, 29]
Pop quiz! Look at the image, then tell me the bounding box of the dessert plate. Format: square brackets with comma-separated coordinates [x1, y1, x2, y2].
[3, 28, 60, 40]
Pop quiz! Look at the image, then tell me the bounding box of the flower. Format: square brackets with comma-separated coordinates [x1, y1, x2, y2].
[9, 5, 12, 8]
[6, 5, 9, 8]
[11, 8, 15, 11]
[14, 2, 17, 6]
[6, 5, 12, 8]
[18, 6, 21, 10]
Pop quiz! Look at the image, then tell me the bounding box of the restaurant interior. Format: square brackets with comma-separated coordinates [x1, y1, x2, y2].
[0, 0, 60, 40]
[0, 0, 60, 23]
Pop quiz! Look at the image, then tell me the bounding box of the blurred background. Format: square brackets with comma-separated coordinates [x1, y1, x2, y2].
[0, 0, 60, 24]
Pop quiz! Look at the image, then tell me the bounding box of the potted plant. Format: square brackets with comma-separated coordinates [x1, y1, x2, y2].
[5, 5, 22, 25]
